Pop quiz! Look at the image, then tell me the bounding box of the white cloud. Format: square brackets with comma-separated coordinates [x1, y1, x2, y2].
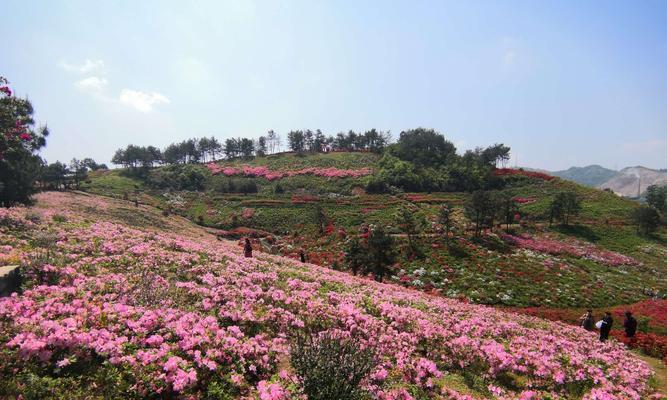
[75, 76, 108, 92]
[61, 59, 106, 74]
[62, 59, 169, 114]
[119, 89, 170, 113]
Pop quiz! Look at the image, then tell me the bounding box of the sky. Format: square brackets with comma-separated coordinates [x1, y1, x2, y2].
[1, 0, 666, 171]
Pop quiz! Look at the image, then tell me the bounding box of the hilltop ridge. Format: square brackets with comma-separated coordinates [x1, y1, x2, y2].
[551, 165, 617, 187]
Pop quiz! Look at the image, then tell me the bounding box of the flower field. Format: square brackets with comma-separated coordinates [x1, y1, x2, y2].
[150, 185, 666, 309]
[501, 233, 641, 267]
[0, 192, 657, 399]
[492, 169, 555, 181]
[510, 299, 667, 366]
[205, 163, 372, 180]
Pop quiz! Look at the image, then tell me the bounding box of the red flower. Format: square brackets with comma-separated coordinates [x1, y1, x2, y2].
[20, 133, 31, 141]
[493, 168, 554, 181]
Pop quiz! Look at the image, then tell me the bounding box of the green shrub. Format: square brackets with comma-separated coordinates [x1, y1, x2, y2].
[52, 214, 68, 223]
[290, 332, 377, 400]
[25, 211, 42, 224]
[638, 316, 651, 334]
[148, 164, 208, 191]
[447, 239, 470, 258]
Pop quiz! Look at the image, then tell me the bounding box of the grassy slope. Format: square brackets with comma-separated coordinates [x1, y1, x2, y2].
[84, 153, 667, 309]
[0, 192, 655, 399]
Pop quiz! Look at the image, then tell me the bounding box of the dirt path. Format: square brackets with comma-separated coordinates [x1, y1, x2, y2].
[634, 352, 667, 396]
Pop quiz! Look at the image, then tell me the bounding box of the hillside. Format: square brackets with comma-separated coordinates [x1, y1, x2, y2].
[599, 166, 667, 197]
[551, 165, 617, 187]
[0, 192, 656, 398]
[79, 153, 667, 310]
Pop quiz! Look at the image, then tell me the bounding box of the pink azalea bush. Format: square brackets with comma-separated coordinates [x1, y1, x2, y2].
[502, 233, 641, 267]
[205, 163, 372, 180]
[512, 197, 536, 204]
[0, 196, 655, 399]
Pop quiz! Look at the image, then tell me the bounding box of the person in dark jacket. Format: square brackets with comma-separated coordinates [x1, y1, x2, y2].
[299, 249, 306, 263]
[599, 312, 613, 342]
[243, 238, 253, 258]
[624, 311, 638, 338]
[580, 309, 595, 331]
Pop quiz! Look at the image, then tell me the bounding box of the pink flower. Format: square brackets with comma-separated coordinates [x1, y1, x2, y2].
[205, 163, 372, 180]
[257, 380, 288, 400]
[56, 357, 72, 368]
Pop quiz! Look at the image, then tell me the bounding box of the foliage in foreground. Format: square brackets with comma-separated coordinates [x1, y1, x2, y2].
[290, 331, 377, 400]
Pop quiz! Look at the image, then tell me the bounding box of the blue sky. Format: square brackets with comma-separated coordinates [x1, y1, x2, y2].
[1, 0, 666, 170]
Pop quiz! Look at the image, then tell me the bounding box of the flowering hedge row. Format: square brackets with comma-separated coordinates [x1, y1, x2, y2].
[205, 163, 372, 180]
[502, 233, 641, 267]
[493, 168, 555, 181]
[0, 198, 655, 399]
[513, 197, 537, 204]
[613, 331, 667, 360]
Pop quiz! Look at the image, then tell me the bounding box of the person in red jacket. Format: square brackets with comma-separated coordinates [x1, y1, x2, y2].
[243, 238, 253, 258]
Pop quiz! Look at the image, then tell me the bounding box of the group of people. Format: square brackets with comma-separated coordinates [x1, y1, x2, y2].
[580, 310, 638, 342]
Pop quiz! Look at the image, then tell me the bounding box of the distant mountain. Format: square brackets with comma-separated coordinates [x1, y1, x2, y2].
[551, 165, 617, 187]
[546, 165, 667, 197]
[598, 166, 667, 197]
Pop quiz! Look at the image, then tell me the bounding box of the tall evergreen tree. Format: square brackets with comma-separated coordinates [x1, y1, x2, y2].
[256, 136, 267, 157]
[287, 130, 305, 152]
[465, 190, 495, 235]
[239, 138, 255, 158]
[549, 191, 581, 226]
[224, 138, 239, 159]
[631, 206, 661, 235]
[68, 158, 88, 190]
[646, 185, 667, 212]
[313, 129, 326, 153]
[0, 77, 49, 206]
[344, 237, 366, 276]
[438, 203, 453, 245]
[364, 225, 396, 282]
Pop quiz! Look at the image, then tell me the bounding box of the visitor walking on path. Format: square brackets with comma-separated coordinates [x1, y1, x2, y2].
[599, 312, 613, 342]
[243, 238, 253, 258]
[580, 309, 595, 331]
[624, 311, 638, 338]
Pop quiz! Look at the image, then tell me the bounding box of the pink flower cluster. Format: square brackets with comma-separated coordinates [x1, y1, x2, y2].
[0, 196, 654, 399]
[502, 233, 641, 266]
[0, 77, 32, 159]
[0, 207, 35, 229]
[205, 163, 372, 180]
[513, 197, 537, 204]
